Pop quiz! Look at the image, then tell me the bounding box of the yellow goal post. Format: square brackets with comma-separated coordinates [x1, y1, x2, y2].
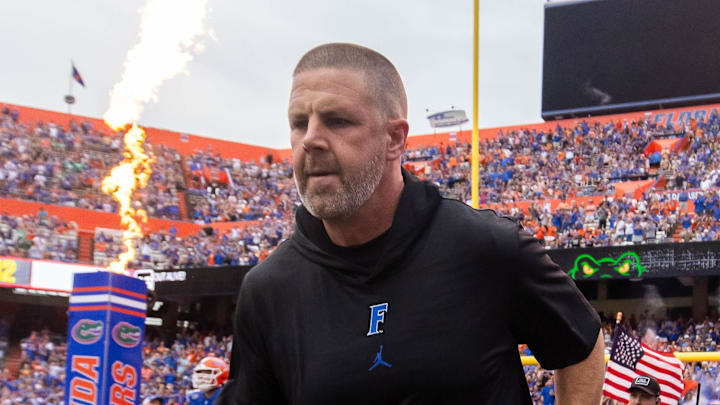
[521, 352, 720, 366]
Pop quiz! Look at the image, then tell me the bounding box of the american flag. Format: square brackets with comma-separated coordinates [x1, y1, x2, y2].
[603, 326, 684, 404]
[71, 63, 85, 87]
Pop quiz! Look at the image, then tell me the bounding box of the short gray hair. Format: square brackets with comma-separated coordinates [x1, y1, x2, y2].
[293, 43, 408, 120]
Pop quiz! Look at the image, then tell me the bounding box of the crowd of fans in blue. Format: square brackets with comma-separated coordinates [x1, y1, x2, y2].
[94, 217, 294, 269]
[0, 328, 232, 404]
[4, 313, 720, 404]
[1, 105, 719, 268]
[0, 107, 185, 220]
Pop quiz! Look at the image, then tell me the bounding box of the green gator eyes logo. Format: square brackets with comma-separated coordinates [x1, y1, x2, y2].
[112, 322, 142, 348]
[71, 319, 104, 345]
[568, 252, 647, 280]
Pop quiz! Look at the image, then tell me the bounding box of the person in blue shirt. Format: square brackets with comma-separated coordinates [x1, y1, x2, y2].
[695, 194, 706, 216]
[541, 377, 556, 405]
[678, 191, 689, 214]
[187, 357, 228, 405]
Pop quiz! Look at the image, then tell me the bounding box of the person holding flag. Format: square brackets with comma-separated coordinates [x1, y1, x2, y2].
[627, 376, 661, 405]
[602, 317, 684, 404]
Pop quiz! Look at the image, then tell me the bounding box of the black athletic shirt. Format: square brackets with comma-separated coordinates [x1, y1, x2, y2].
[217, 169, 601, 405]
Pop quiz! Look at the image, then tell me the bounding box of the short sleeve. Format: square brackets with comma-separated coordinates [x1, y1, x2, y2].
[215, 275, 287, 405]
[508, 223, 601, 370]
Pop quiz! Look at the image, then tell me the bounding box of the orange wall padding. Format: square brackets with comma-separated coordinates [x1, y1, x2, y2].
[612, 179, 656, 199]
[0, 198, 202, 236]
[480, 195, 608, 215]
[644, 138, 681, 156]
[209, 220, 260, 235]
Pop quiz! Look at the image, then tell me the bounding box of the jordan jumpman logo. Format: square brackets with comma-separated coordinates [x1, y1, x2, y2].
[368, 345, 392, 371]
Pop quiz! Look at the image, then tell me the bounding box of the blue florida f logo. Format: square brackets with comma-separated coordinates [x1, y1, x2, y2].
[367, 303, 388, 336]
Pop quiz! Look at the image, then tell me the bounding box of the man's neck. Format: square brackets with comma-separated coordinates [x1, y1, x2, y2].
[322, 169, 404, 247]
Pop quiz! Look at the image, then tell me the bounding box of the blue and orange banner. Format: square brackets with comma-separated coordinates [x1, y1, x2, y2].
[65, 272, 146, 405]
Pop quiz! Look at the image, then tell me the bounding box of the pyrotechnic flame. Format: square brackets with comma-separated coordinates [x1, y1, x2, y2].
[101, 124, 154, 274]
[102, 0, 210, 274]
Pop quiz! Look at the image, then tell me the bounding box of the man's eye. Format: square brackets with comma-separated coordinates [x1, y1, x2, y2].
[291, 120, 307, 130]
[327, 118, 352, 127]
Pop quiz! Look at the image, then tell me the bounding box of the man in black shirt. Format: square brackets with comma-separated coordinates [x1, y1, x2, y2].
[218, 43, 605, 405]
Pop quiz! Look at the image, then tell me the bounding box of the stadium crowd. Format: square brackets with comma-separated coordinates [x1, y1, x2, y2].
[1, 102, 719, 269]
[98, 184, 715, 269]
[94, 217, 295, 269]
[0, 107, 186, 220]
[0, 329, 232, 405]
[0, 210, 78, 262]
[664, 116, 720, 191]
[185, 150, 296, 223]
[523, 312, 720, 404]
[511, 188, 720, 249]
[6, 312, 720, 403]
[411, 118, 661, 204]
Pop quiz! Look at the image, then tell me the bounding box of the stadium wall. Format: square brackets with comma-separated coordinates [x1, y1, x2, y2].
[0, 197, 202, 236]
[0, 197, 260, 237]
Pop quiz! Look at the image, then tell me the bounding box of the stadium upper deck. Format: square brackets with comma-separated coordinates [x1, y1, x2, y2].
[0, 102, 718, 268]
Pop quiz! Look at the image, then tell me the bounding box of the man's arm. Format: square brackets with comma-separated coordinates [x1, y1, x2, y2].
[554, 330, 605, 405]
[214, 274, 286, 405]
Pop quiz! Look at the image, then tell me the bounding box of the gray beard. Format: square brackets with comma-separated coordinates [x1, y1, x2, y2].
[295, 147, 385, 221]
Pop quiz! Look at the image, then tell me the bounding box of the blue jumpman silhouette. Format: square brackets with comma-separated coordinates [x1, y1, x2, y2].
[368, 345, 392, 371]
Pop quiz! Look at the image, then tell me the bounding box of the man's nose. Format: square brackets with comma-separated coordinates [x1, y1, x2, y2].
[302, 116, 329, 152]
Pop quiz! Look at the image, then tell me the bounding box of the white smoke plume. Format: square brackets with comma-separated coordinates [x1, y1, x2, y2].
[104, 0, 210, 129]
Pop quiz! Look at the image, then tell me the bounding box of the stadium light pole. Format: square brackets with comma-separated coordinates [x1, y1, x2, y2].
[471, 0, 479, 209]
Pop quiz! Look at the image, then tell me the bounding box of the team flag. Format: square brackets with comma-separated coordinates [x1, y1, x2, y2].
[72, 63, 85, 87]
[602, 326, 684, 404]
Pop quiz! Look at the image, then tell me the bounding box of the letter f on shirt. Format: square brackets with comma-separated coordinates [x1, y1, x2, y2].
[367, 303, 388, 336]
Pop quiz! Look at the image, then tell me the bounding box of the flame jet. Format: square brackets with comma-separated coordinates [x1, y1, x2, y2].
[101, 0, 210, 274]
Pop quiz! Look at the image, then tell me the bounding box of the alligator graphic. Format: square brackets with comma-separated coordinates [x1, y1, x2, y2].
[72, 320, 103, 344]
[113, 322, 142, 347]
[568, 252, 647, 280]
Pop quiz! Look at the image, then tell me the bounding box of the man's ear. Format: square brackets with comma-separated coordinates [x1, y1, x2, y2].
[385, 119, 409, 161]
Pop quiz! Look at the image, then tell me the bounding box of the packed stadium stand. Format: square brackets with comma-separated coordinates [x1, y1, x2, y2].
[1, 102, 720, 403]
[1, 102, 719, 269]
[4, 314, 720, 403]
[0, 108, 187, 220]
[2, 327, 233, 404]
[0, 210, 78, 262]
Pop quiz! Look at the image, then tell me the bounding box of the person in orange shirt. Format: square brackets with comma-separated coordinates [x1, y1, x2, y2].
[548, 226, 557, 238]
[142, 365, 154, 381]
[259, 250, 269, 261]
